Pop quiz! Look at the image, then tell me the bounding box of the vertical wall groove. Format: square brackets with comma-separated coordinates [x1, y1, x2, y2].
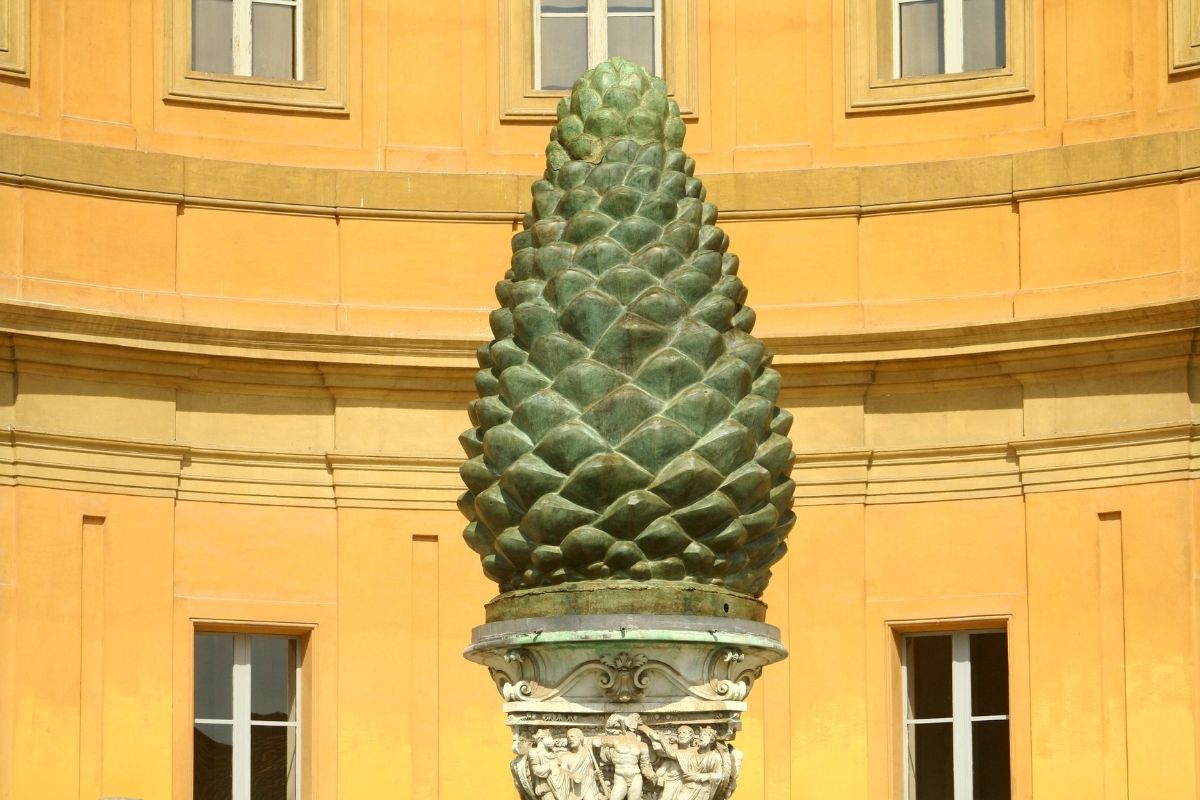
[0, 488, 14, 800]
[1098, 511, 1128, 800]
[411, 534, 439, 799]
[78, 515, 105, 800]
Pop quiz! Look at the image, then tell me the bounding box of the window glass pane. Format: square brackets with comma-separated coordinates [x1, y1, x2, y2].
[609, 0, 654, 11]
[910, 721, 954, 800]
[541, 0, 587, 12]
[899, 0, 944, 77]
[907, 635, 952, 719]
[192, 0, 234, 74]
[194, 722, 234, 800]
[963, 0, 1005, 71]
[251, 636, 298, 722]
[251, 2, 295, 80]
[251, 725, 299, 800]
[540, 16, 588, 90]
[970, 632, 1009, 717]
[608, 16, 656, 75]
[972, 719, 1011, 800]
[195, 633, 234, 720]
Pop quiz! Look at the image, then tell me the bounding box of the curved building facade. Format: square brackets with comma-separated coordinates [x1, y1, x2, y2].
[1, 1, 1198, 797]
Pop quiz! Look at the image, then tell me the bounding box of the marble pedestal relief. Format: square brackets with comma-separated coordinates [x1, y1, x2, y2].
[467, 614, 785, 800]
[458, 58, 796, 798]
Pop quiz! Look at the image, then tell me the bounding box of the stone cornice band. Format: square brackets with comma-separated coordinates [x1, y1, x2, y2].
[1, 129, 1198, 220]
[6, 298, 1200, 506]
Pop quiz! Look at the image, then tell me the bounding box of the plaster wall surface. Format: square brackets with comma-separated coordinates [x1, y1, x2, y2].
[0, 0, 1198, 171]
[1, 0, 1199, 797]
[2, 480, 1198, 798]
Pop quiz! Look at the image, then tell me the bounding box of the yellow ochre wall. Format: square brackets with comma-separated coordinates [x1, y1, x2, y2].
[1, 0, 1200, 798]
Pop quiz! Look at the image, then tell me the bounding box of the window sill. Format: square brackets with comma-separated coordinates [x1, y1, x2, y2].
[847, 67, 1034, 112]
[500, 89, 699, 122]
[165, 71, 348, 114]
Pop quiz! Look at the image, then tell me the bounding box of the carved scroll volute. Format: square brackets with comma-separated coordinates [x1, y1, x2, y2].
[488, 648, 543, 701]
[706, 648, 761, 702]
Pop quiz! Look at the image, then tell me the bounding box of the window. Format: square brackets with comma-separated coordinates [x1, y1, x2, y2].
[845, 0, 1032, 110]
[535, 1, 662, 90]
[192, 0, 305, 81]
[501, 0, 697, 119]
[164, 0, 348, 111]
[901, 630, 1010, 800]
[892, 0, 1004, 78]
[0, 0, 29, 78]
[194, 632, 303, 800]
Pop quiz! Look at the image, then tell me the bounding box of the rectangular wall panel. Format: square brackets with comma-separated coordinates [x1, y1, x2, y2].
[62, 0, 132, 126]
[336, 509, 411, 796]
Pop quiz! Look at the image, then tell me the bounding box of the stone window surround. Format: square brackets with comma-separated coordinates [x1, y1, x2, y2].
[885, 615, 1027, 799]
[500, 0, 698, 120]
[1170, 0, 1200, 74]
[845, 0, 1034, 111]
[0, 0, 29, 78]
[164, 0, 349, 113]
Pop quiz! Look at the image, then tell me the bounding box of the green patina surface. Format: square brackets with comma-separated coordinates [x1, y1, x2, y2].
[459, 58, 796, 619]
[483, 580, 767, 623]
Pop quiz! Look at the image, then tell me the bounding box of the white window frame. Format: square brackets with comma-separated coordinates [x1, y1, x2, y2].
[891, 0, 1002, 78]
[900, 629, 1009, 800]
[532, 0, 663, 90]
[194, 633, 303, 800]
[198, 0, 305, 80]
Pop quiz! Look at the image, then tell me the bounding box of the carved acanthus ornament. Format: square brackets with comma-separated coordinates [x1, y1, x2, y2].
[598, 652, 651, 702]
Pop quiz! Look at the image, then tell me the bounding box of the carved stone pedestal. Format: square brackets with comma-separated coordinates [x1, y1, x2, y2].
[465, 614, 786, 800]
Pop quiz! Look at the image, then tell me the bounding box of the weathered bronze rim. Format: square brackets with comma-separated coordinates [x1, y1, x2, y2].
[484, 580, 767, 623]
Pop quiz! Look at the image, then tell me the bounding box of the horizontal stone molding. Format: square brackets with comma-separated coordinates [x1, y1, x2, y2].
[8, 297, 1200, 375]
[0, 299, 481, 373]
[793, 424, 1200, 505]
[8, 299, 1200, 506]
[1, 428, 465, 509]
[5, 422, 1200, 508]
[2, 129, 1199, 220]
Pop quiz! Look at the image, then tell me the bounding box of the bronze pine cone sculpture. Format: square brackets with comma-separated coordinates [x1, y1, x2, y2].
[459, 57, 796, 601]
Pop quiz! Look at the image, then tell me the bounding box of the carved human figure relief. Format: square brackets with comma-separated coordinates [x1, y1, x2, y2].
[537, 729, 569, 799]
[595, 713, 654, 800]
[649, 726, 726, 800]
[558, 727, 604, 800]
[508, 716, 741, 800]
